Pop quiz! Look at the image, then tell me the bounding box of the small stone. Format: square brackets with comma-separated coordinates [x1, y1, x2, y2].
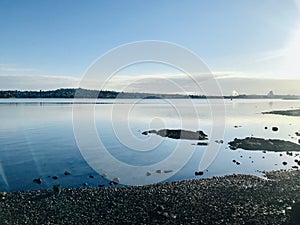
[170, 213, 177, 219]
[146, 172, 151, 176]
[0, 192, 7, 198]
[157, 205, 165, 211]
[101, 173, 108, 178]
[89, 175, 94, 179]
[98, 184, 105, 188]
[162, 212, 169, 218]
[112, 177, 120, 184]
[164, 170, 173, 173]
[33, 178, 42, 184]
[156, 170, 162, 174]
[53, 184, 62, 196]
[64, 171, 71, 176]
[283, 161, 288, 166]
[272, 127, 279, 132]
[52, 176, 58, 180]
[197, 142, 209, 146]
[83, 183, 88, 186]
[195, 171, 204, 176]
[264, 127, 268, 129]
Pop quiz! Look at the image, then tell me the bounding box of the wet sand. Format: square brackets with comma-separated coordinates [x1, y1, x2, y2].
[1, 170, 300, 224]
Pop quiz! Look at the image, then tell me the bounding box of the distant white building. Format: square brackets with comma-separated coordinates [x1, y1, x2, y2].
[267, 90, 274, 97]
[232, 90, 239, 97]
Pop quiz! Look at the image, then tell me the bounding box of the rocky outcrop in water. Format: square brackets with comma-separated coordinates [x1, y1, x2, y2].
[262, 109, 300, 117]
[142, 129, 208, 140]
[228, 137, 300, 151]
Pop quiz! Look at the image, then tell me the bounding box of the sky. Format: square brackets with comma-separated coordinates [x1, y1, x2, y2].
[0, 0, 300, 95]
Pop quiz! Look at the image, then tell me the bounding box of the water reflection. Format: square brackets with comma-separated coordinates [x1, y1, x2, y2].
[0, 99, 299, 191]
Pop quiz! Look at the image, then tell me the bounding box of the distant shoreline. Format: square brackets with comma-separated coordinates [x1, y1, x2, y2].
[0, 88, 299, 99]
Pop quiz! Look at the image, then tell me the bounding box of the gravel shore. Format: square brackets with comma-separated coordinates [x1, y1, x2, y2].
[1, 170, 300, 225]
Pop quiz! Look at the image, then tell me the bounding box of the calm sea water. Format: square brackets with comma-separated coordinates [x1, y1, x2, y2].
[0, 99, 299, 192]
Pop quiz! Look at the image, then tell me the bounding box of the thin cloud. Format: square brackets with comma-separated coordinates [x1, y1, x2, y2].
[0, 73, 299, 95]
[0, 75, 79, 91]
[0, 64, 35, 73]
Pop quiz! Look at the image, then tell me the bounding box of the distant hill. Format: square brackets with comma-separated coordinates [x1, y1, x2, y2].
[0, 88, 299, 99]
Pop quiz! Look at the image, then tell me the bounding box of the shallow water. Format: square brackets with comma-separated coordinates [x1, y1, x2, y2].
[0, 98, 299, 191]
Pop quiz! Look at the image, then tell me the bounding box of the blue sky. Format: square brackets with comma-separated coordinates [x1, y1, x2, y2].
[0, 0, 300, 94]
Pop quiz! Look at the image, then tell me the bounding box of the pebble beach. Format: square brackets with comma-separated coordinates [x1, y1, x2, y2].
[1, 169, 300, 225]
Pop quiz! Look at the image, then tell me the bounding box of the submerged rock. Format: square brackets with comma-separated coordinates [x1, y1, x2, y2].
[64, 171, 71, 176]
[228, 137, 300, 152]
[197, 142, 209, 146]
[142, 129, 208, 140]
[33, 178, 42, 184]
[195, 171, 204, 176]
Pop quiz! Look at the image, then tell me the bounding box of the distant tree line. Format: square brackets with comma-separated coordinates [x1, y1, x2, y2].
[0, 88, 190, 99]
[0, 88, 298, 99]
[0, 88, 118, 98]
